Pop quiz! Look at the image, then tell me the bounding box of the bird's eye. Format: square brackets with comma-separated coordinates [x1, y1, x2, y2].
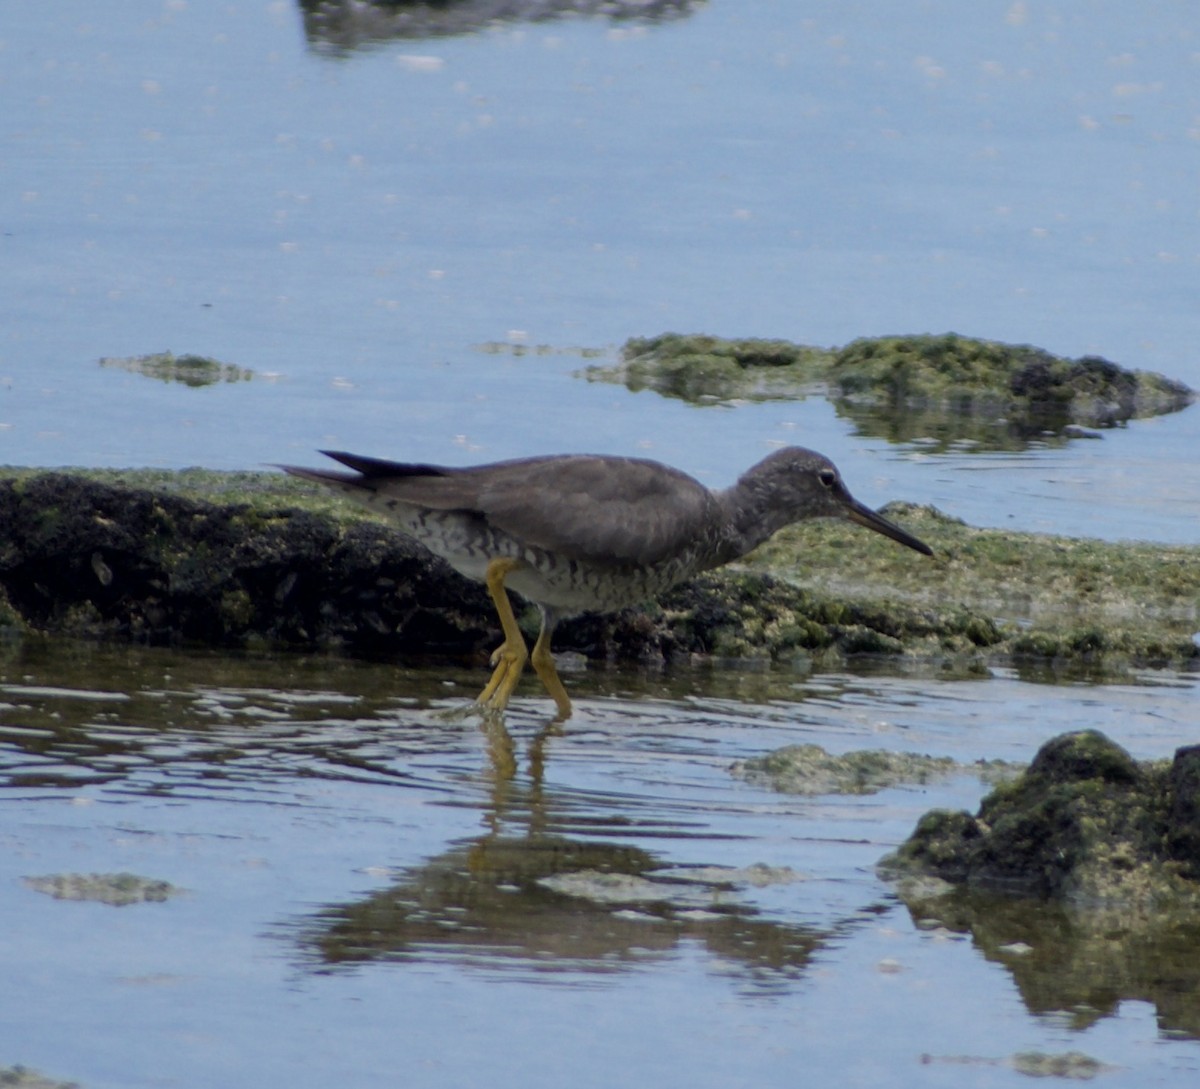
[818, 468, 837, 489]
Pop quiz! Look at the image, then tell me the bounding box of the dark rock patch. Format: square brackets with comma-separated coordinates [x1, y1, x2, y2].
[882, 730, 1200, 905]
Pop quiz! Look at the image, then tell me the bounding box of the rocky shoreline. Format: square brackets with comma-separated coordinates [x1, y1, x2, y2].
[1, 467, 1196, 674]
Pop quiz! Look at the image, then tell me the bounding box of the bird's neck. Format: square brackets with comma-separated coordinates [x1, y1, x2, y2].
[707, 484, 794, 568]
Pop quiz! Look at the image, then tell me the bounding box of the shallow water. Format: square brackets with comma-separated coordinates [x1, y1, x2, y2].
[2, 641, 1199, 1088]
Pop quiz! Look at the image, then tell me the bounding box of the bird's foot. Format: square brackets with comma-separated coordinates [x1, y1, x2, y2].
[530, 623, 573, 722]
[475, 639, 528, 713]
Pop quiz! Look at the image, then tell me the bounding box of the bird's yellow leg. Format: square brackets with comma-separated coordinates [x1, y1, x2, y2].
[530, 622, 572, 722]
[475, 557, 528, 713]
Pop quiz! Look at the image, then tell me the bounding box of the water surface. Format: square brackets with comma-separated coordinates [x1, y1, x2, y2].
[3, 0, 1198, 539]
[2, 641, 1199, 1087]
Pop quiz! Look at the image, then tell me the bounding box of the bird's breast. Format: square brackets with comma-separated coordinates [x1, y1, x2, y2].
[373, 500, 703, 615]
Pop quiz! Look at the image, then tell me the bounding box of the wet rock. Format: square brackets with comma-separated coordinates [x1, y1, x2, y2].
[1, 470, 1194, 672]
[0, 1067, 80, 1089]
[881, 730, 1200, 906]
[300, 0, 701, 53]
[1167, 745, 1200, 877]
[0, 472, 986, 667]
[99, 351, 253, 387]
[0, 472, 497, 658]
[591, 331, 1195, 451]
[23, 872, 183, 906]
[590, 333, 831, 403]
[731, 744, 968, 796]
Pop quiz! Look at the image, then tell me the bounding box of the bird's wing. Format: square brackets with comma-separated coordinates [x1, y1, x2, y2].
[284, 453, 715, 570]
[470, 455, 717, 569]
[313, 452, 718, 569]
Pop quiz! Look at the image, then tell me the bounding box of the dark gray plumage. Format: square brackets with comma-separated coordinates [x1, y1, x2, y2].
[280, 447, 932, 719]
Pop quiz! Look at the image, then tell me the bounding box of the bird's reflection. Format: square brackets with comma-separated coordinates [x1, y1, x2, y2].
[299, 832, 827, 989]
[476, 710, 562, 788]
[293, 706, 844, 990]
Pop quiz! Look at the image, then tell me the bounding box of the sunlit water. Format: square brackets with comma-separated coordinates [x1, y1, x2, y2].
[2, 2, 1200, 1086]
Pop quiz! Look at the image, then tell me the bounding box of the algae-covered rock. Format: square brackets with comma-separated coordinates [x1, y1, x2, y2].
[587, 332, 833, 402]
[749, 503, 1200, 672]
[0, 471, 993, 667]
[0, 1066, 80, 1089]
[652, 570, 1000, 664]
[300, 0, 703, 54]
[0, 471, 497, 656]
[99, 351, 254, 387]
[881, 730, 1200, 906]
[731, 744, 963, 795]
[591, 331, 1194, 449]
[829, 332, 1194, 445]
[0, 471, 1194, 673]
[23, 872, 183, 906]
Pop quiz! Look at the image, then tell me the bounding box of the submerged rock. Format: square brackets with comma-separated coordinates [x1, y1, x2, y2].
[1009, 1051, 1114, 1079]
[23, 872, 183, 906]
[99, 351, 254, 387]
[881, 730, 1200, 906]
[591, 333, 832, 403]
[300, 0, 702, 53]
[918, 1052, 1115, 1080]
[732, 744, 968, 795]
[0, 1067, 80, 1089]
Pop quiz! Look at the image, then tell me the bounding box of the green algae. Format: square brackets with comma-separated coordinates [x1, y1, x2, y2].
[586, 331, 1195, 449]
[731, 745, 963, 795]
[917, 1052, 1114, 1080]
[1010, 1051, 1114, 1079]
[23, 872, 183, 906]
[830, 333, 1193, 429]
[99, 351, 255, 387]
[744, 504, 1200, 670]
[584, 332, 833, 403]
[0, 1067, 80, 1089]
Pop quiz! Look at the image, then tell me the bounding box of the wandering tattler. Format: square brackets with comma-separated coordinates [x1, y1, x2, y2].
[281, 448, 932, 720]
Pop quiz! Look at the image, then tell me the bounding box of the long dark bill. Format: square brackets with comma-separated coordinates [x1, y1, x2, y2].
[846, 501, 933, 556]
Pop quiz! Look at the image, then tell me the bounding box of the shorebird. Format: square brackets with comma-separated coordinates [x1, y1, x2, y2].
[280, 448, 932, 720]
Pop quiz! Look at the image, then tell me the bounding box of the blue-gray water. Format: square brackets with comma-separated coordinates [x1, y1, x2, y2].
[2, 3, 1199, 1087]
[3, 0, 1199, 540]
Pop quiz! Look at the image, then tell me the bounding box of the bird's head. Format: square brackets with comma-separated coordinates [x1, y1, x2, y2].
[737, 447, 933, 555]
